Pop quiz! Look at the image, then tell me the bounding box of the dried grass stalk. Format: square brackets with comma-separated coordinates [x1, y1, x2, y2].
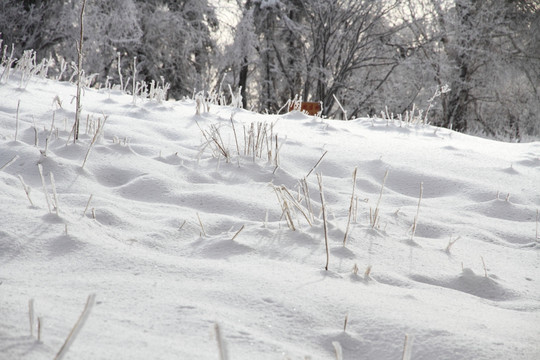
[445, 236, 460, 253]
[0, 155, 19, 171]
[306, 151, 328, 178]
[214, 323, 229, 360]
[371, 169, 389, 228]
[37, 317, 42, 342]
[15, 100, 20, 141]
[83, 194, 93, 217]
[410, 182, 423, 241]
[343, 167, 357, 245]
[402, 334, 414, 360]
[18, 175, 34, 206]
[29, 299, 35, 337]
[82, 115, 108, 168]
[332, 341, 343, 360]
[38, 164, 52, 213]
[54, 293, 96, 360]
[317, 173, 329, 271]
[197, 212, 207, 237]
[231, 225, 245, 241]
[50, 172, 59, 215]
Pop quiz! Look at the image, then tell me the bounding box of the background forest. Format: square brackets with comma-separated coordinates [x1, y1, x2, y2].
[1, 0, 539, 140]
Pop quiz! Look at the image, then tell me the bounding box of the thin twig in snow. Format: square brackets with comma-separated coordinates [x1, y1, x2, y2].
[306, 151, 328, 178]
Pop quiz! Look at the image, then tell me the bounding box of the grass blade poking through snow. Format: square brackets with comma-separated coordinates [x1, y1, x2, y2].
[273, 134, 285, 174]
[371, 169, 389, 229]
[214, 323, 229, 360]
[445, 236, 460, 253]
[280, 186, 313, 226]
[38, 317, 42, 342]
[402, 334, 414, 360]
[317, 173, 329, 271]
[300, 177, 314, 223]
[82, 115, 108, 169]
[15, 100, 20, 142]
[17, 175, 34, 207]
[197, 212, 207, 237]
[273, 185, 296, 231]
[38, 164, 52, 213]
[272, 184, 313, 230]
[332, 341, 344, 360]
[481, 256, 488, 278]
[306, 151, 328, 178]
[54, 294, 96, 360]
[230, 116, 240, 156]
[343, 167, 357, 246]
[83, 194, 93, 217]
[231, 225, 245, 241]
[50, 173, 59, 216]
[29, 299, 35, 337]
[0, 155, 19, 171]
[410, 182, 423, 241]
[364, 265, 373, 281]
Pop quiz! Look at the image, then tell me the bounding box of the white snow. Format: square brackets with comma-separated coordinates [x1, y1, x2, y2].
[1, 72, 539, 360]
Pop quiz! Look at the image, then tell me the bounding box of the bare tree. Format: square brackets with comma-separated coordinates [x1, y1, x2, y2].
[401, 0, 540, 138]
[304, 0, 405, 117]
[135, 0, 218, 98]
[74, 0, 87, 142]
[224, 0, 404, 116]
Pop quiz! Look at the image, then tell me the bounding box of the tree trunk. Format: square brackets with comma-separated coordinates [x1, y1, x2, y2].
[238, 57, 248, 109]
[441, 0, 477, 132]
[445, 86, 469, 132]
[237, 0, 252, 109]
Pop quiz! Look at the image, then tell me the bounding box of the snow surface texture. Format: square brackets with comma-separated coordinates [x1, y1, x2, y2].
[1, 73, 539, 360]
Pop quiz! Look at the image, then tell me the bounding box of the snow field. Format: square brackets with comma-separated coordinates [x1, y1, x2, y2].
[0, 73, 539, 359]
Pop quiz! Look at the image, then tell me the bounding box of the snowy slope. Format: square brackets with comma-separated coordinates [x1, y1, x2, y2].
[1, 72, 539, 360]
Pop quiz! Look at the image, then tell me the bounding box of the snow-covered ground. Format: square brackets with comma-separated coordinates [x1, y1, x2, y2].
[1, 72, 539, 360]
